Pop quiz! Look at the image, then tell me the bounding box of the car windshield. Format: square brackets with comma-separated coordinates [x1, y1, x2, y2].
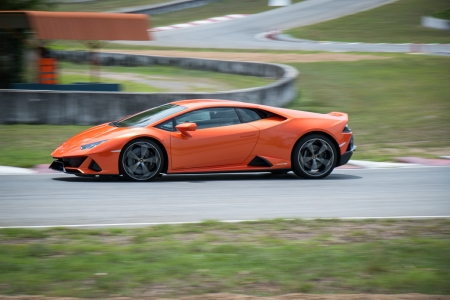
[112, 104, 187, 128]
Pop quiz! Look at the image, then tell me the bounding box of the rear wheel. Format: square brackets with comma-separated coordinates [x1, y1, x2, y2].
[292, 134, 337, 179]
[119, 139, 163, 181]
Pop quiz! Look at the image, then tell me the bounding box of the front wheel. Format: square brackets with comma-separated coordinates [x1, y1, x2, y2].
[119, 139, 164, 181]
[292, 134, 337, 179]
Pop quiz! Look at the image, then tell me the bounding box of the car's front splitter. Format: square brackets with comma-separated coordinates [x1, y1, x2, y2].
[49, 152, 121, 175]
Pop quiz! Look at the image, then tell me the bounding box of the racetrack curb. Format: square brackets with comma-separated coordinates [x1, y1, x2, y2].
[151, 14, 249, 32]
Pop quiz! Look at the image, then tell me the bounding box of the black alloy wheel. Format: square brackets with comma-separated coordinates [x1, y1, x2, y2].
[292, 134, 337, 179]
[119, 139, 164, 181]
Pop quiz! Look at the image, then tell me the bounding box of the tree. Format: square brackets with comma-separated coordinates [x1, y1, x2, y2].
[0, 0, 55, 88]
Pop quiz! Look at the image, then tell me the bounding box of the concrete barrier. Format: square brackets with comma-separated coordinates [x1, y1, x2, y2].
[0, 51, 298, 125]
[113, 0, 222, 15]
[422, 16, 450, 31]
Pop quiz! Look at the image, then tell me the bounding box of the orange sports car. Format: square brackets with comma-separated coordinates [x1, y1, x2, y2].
[50, 99, 355, 180]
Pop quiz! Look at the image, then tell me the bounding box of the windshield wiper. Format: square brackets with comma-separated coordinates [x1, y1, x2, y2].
[109, 121, 118, 127]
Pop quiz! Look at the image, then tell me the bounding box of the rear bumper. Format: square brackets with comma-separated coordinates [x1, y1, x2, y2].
[339, 145, 356, 166]
[338, 135, 356, 166]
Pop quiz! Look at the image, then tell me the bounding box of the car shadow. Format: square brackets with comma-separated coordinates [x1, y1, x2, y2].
[51, 172, 362, 183]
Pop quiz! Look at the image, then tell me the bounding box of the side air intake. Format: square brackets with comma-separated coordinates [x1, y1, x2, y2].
[88, 159, 102, 172]
[62, 156, 87, 168]
[248, 156, 273, 167]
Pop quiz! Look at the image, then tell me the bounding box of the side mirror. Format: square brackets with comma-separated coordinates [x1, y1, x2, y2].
[176, 122, 197, 134]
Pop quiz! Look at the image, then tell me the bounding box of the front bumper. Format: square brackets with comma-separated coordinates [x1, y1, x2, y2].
[338, 136, 356, 166]
[49, 157, 86, 174]
[49, 152, 120, 175]
[49, 160, 65, 172]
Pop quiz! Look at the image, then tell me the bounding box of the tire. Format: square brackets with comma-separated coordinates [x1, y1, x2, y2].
[292, 134, 337, 179]
[119, 138, 164, 181]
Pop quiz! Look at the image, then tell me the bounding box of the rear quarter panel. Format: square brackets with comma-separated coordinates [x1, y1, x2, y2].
[249, 114, 349, 164]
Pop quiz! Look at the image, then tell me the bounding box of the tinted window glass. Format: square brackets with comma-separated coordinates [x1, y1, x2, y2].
[236, 108, 262, 123]
[175, 107, 240, 130]
[155, 119, 174, 131]
[114, 104, 187, 128]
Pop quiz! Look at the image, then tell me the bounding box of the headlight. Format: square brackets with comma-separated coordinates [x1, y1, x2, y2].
[80, 140, 108, 150]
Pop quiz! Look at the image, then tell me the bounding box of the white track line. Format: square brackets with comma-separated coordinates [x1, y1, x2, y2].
[1, 216, 449, 229]
[0, 166, 36, 175]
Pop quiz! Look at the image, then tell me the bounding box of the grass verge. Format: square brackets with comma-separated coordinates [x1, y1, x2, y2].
[286, 0, 450, 44]
[0, 219, 449, 297]
[57, 61, 275, 93]
[0, 125, 90, 168]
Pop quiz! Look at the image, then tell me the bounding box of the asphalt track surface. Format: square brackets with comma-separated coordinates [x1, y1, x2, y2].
[1, 167, 449, 228]
[121, 0, 450, 53]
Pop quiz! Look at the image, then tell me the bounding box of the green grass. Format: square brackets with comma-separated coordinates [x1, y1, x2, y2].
[0, 219, 449, 297]
[53, 0, 168, 12]
[0, 125, 90, 168]
[433, 9, 450, 20]
[286, 0, 450, 44]
[286, 54, 450, 161]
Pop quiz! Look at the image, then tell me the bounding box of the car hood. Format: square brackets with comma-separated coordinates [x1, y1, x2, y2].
[52, 123, 130, 156]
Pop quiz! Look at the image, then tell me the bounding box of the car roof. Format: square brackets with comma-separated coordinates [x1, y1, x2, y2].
[156, 99, 341, 124]
[172, 99, 260, 110]
[169, 99, 306, 119]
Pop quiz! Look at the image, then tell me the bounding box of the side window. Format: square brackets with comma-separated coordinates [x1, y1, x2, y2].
[176, 110, 210, 124]
[175, 107, 240, 130]
[236, 108, 262, 123]
[155, 119, 174, 131]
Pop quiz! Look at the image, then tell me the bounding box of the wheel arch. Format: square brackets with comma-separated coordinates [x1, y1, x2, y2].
[291, 131, 341, 164]
[119, 136, 169, 175]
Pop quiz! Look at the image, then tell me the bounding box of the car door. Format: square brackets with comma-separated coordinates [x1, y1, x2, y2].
[170, 107, 259, 170]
